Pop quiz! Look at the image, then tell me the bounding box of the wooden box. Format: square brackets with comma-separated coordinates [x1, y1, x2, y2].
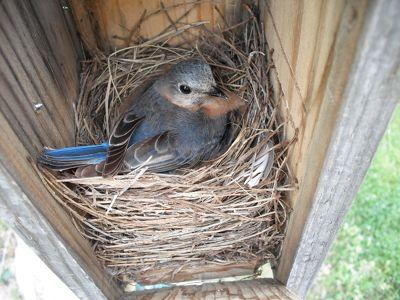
[0, 0, 398, 299]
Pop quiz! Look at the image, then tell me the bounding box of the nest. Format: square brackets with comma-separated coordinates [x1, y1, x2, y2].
[39, 4, 294, 283]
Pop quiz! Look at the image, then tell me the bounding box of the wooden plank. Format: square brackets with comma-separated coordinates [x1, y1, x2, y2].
[0, 1, 122, 299]
[68, 0, 102, 56]
[28, 0, 82, 103]
[261, 0, 369, 292]
[69, 0, 243, 52]
[135, 260, 259, 284]
[262, 0, 369, 285]
[261, 0, 370, 206]
[262, 0, 400, 298]
[132, 279, 298, 299]
[0, 162, 114, 300]
[0, 1, 78, 147]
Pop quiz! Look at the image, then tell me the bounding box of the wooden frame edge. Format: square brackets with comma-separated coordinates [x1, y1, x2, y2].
[131, 279, 298, 299]
[0, 162, 120, 300]
[276, 0, 400, 298]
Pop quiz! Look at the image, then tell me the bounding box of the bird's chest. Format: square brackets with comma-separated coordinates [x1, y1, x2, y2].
[130, 110, 225, 149]
[173, 114, 227, 154]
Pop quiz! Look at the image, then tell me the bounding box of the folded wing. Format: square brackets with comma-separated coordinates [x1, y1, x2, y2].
[102, 112, 144, 176]
[124, 132, 198, 173]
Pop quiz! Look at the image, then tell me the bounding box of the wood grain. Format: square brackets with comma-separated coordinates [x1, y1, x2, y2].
[0, 1, 121, 299]
[69, 0, 243, 52]
[0, 161, 113, 300]
[132, 279, 298, 300]
[0, 0, 77, 149]
[261, 0, 368, 282]
[68, 0, 102, 56]
[135, 260, 259, 285]
[262, 0, 400, 298]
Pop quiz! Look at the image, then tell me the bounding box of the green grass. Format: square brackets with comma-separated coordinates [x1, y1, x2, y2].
[309, 106, 400, 300]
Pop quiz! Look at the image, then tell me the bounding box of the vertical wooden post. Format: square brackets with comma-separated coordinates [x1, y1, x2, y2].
[263, 0, 400, 298]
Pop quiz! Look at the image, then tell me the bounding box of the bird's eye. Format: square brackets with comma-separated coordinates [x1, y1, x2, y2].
[179, 84, 191, 94]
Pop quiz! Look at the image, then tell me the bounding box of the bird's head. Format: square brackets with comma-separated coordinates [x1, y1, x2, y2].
[155, 59, 244, 117]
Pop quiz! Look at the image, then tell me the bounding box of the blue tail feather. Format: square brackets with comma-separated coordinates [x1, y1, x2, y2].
[43, 143, 109, 157]
[38, 143, 109, 171]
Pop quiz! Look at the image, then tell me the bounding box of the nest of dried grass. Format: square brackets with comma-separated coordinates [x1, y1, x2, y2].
[39, 4, 294, 283]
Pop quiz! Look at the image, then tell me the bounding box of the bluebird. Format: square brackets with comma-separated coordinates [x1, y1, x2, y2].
[38, 59, 243, 177]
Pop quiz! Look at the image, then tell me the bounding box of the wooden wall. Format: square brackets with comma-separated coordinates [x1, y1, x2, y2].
[262, 0, 369, 206]
[261, 0, 400, 297]
[0, 1, 121, 299]
[0, 0, 79, 150]
[261, 0, 370, 284]
[69, 0, 242, 53]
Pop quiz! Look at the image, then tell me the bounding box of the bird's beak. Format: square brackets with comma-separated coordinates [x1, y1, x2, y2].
[208, 86, 227, 99]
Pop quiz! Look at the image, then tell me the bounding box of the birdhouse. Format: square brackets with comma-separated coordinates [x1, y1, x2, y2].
[0, 1, 398, 299]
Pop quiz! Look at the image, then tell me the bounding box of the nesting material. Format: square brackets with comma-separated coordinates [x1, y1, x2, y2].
[40, 5, 294, 283]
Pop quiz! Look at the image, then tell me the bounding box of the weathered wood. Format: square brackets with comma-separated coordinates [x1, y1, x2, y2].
[0, 0, 77, 149]
[262, 0, 368, 284]
[68, 0, 102, 56]
[0, 163, 112, 300]
[262, 0, 370, 206]
[132, 279, 297, 300]
[262, 0, 400, 298]
[136, 260, 259, 285]
[261, 0, 369, 291]
[0, 1, 121, 299]
[69, 0, 243, 52]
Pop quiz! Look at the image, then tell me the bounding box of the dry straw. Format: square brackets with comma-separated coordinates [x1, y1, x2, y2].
[40, 3, 294, 283]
